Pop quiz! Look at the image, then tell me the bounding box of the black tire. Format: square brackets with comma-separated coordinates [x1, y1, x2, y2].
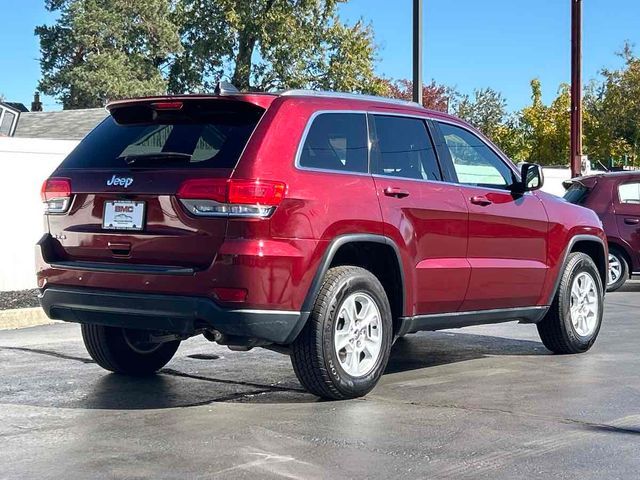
[537, 252, 604, 354]
[81, 324, 180, 375]
[606, 248, 629, 292]
[290, 266, 393, 400]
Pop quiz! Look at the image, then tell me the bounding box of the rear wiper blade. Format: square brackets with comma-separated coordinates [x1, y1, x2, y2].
[118, 152, 192, 165]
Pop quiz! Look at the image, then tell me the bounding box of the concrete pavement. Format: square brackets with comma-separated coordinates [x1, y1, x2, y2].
[1, 282, 639, 479]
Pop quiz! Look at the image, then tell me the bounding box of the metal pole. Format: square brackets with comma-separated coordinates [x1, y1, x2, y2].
[413, 0, 423, 105]
[570, 0, 583, 177]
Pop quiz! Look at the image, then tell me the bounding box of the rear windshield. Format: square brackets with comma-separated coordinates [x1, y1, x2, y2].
[60, 101, 264, 169]
[564, 183, 590, 205]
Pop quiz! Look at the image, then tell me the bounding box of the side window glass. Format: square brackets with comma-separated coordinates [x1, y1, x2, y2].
[438, 122, 515, 189]
[619, 183, 640, 204]
[299, 113, 368, 173]
[372, 115, 441, 181]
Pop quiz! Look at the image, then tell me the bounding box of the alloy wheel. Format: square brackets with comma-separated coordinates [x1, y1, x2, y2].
[570, 272, 599, 337]
[333, 292, 383, 377]
[608, 253, 622, 286]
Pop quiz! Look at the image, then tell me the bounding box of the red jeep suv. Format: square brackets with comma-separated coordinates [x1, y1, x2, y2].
[564, 171, 640, 292]
[37, 90, 608, 399]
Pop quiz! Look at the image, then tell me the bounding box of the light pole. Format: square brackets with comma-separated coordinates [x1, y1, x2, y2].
[413, 0, 423, 105]
[570, 0, 583, 177]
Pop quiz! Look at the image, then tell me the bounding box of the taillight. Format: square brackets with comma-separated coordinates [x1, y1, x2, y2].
[41, 178, 72, 213]
[177, 178, 286, 218]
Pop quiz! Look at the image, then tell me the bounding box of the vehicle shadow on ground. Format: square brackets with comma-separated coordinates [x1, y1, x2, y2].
[1, 331, 549, 410]
[385, 331, 548, 375]
[617, 281, 640, 293]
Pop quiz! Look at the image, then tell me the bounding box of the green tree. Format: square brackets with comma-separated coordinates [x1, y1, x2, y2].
[518, 79, 571, 166]
[585, 44, 640, 166]
[36, 0, 182, 109]
[455, 88, 506, 138]
[169, 0, 385, 94]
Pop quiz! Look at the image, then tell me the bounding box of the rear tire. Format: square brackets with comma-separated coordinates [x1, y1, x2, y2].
[291, 266, 393, 400]
[537, 253, 604, 354]
[606, 248, 629, 292]
[81, 324, 180, 375]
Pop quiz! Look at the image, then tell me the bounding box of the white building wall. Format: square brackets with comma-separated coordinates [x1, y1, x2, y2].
[0, 135, 580, 291]
[0, 138, 79, 291]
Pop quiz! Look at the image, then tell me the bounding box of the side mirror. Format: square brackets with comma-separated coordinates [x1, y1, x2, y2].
[515, 163, 544, 193]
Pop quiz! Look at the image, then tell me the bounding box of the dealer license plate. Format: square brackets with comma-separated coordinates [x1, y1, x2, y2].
[102, 200, 145, 231]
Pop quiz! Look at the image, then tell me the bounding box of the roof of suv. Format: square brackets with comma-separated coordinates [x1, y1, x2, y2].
[567, 171, 640, 184]
[105, 89, 455, 120]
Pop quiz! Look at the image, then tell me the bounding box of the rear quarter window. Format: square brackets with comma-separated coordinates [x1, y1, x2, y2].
[618, 182, 640, 204]
[298, 113, 368, 174]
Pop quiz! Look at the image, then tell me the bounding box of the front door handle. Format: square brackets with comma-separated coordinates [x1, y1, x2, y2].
[470, 195, 492, 206]
[624, 218, 640, 225]
[384, 187, 410, 199]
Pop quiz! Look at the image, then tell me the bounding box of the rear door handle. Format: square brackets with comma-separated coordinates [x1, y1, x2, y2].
[624, 218, 640, 225]
[384, 187, 410, 199]
[470, 195, 492, 206]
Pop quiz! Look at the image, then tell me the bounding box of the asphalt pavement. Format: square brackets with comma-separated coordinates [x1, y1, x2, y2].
[1, 282, 639, 479]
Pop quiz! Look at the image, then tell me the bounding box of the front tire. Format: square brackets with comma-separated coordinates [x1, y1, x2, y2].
[606, 248, 629, 292]
[82, 324, 181, 375]
[291, 266, 393, 400]
[537, 252, 604, 354]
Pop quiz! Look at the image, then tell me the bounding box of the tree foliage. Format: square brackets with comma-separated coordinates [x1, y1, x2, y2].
[383, 79, 453, 112]
[517, 80, 572, 165]
[584, 44, 640, 166]
[36, 0, 182, 109]
[37, 0, 386, 108]
[169, 0, 384, 94]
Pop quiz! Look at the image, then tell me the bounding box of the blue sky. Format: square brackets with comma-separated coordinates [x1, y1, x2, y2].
[1, 0, 638, 111]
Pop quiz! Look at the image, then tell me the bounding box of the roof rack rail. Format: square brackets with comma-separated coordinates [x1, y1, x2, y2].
[279, 89, 423, 108]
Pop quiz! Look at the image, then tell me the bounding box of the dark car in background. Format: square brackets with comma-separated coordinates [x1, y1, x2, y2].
[564, 171, 640, 291]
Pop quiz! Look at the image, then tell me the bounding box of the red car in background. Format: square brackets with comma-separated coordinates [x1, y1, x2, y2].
[565, 171, 640, 291]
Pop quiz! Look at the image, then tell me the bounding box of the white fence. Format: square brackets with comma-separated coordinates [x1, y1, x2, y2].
[0, 135, 575, 292]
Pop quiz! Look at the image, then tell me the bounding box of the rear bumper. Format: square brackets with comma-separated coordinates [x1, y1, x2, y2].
[39, 286, 309, 344]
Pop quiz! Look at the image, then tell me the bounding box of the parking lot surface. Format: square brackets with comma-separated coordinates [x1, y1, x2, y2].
[1, 283, 639, 479]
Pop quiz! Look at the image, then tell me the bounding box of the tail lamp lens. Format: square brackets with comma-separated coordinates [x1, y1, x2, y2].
[177, 179, 286, 217]
[41, 178, 72, 213]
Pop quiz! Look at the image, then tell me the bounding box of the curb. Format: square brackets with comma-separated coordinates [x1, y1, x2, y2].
[0, 307, 58, 330]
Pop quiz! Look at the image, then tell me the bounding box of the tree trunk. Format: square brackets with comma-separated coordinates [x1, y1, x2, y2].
[232, 31, 256, 91]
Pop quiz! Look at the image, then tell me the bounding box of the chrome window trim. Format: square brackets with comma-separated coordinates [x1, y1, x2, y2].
[294, 110, 372, 177]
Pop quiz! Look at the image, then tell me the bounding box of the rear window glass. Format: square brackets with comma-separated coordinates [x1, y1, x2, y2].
[298, 113, 368, 173]
[564, 184, 590, 205]
[60, 102, 264, 169]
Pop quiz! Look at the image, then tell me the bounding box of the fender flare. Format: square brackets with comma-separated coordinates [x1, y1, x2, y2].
[284, 234, 406, 343]
[546, 234, 607, 305]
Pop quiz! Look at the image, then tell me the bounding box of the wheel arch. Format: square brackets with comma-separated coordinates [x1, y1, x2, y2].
[299, 234, 407, 337]
[546, 235, 607, 305]
[607, 239, 633, 272]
